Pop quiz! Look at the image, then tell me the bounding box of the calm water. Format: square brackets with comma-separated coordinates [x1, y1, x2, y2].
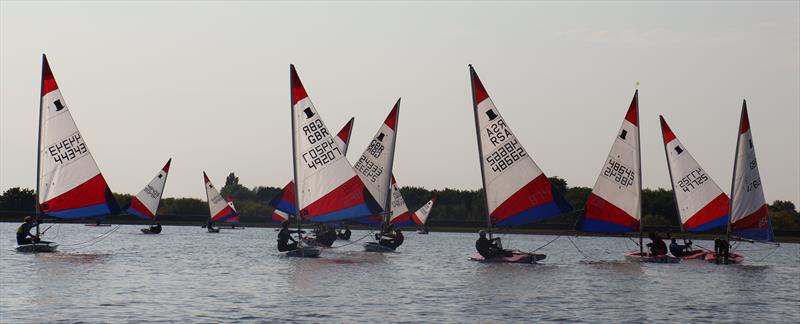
[1, 223, 798, 323]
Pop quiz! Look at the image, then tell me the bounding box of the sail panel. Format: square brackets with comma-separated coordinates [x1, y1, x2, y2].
[660, 117, 729, 232]
[578, 92, 640, 233]
[730, 103, 772, 241]
[412, 196, 436, 226]
[353, 101, 400, 211]
[204, 172, 238, 222]
[38, 55, 119, 219]
[470, 66, 572, 227]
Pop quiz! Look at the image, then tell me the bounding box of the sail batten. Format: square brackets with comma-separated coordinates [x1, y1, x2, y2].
[37, 55, 119, 219]
[729, 102, 772, 241]
[578, 91, 641, 233]
[470, 66, 572, 228]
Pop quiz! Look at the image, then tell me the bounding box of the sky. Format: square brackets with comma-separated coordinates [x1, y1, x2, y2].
[1, 1, 798, 205]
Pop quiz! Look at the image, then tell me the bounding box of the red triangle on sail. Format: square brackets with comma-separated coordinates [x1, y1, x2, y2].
[337, 117, 354, 144]
[659, 116, 676, 143]
[203, 171, 210, 183]
[384, 98, 401, 130]
[162, 158, 172, 172]
[470, 66, 490, 104]
[739, 100, 750, 134]
[41, 54, 59, 96]
[290, 65, 309, 105]
[625, 90, 638, 126]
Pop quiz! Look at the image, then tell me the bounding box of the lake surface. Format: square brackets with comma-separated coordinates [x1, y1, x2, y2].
[1, 223, 798, 323]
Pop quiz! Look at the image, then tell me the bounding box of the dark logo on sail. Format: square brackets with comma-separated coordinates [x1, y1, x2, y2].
[377, 133, 385, 142]
[158, 174, 163, 178]
[54, 99, 65, 111]
[674, 146, 683, 154]
[619, 130, 628, 140]
[486, 109, 498, 121]
[304, 107, 315, 119]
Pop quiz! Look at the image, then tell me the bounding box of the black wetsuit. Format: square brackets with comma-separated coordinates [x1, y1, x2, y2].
[149, 224, 162, 234]
[277, 228, 298, 252]
[16, 223, 37, 245]
[379, 231, 404, 249]
[669, 242, 692, 257]
[476, 237, 508, 258]
[715, 239, 730, 260]
[647, 237, 668, 256]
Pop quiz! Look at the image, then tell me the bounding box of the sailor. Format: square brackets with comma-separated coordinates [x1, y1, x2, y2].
[646, 232, 668, 256]
[377, 225, 404, 250]
[316, 224, 337, 247]
[714, 237, 730, 261]
[149, 223, 162, 234]
[16, 216, 39, 245]
[669, 237, 693, 257]
[277, 221, 301, 252]
[475, 230, 511, 259]
[340, 226, 352, 240]
[206, 219, 216, 231]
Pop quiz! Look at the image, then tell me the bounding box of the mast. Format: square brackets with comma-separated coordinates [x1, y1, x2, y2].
[384, 100, 400, 227]
[634, 90, 643, 254]
[35, 54, 46, 237]
[154, 158, 171, 224]
[659, 116, 685, 234]
[289, 65, 303, 246]
[204, 172, 212, 225]
[727, 100, 746, 243]
[469, 65, 492, 235]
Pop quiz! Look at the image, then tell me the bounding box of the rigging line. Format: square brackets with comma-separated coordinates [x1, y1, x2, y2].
[566, 235, 594, 260]
[527, 235, 561, 253]
[328, 231, 374, 249]
[59, 225, 120, 248]
[752, 245, 781, 263]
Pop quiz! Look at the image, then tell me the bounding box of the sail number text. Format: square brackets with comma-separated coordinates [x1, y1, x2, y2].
[302, 119, 329, 145]
[47, 134, 88, 165]
[486, 139, 527, 173]
[354, 155, 383, 183]
[301, 138, 342, 170]
[677, 168, 708, 193]
[603, 158, 635, 188]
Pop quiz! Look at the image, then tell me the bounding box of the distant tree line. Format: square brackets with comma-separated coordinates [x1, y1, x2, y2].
[2, 173, 799, 231]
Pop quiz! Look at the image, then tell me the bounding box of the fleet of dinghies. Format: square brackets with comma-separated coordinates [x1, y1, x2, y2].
[16, 56, 778, 266]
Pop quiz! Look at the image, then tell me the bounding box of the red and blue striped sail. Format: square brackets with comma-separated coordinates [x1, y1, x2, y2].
[269, 118, 355, 219]
[204, 172, 238, 222]
[660, 117, 729, 233]
[224, 197, 240, 223]
[37, 54, 120, 219]
[577, 91, 641, 233]
[290, 65, 381, 222]
[729, 102, 773, 241]
[352, 176, 414, 227]
[127, 159, 171, 220]
[470, 65, 573, 227]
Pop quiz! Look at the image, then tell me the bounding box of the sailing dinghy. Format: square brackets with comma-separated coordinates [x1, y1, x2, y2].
[18, 55, 121, 253]
[350, 101, 404, 252]
[467, 65, 573, 263]
[659, 117, 730, 259]
[203, 172, 238, 233]
[128, 159, 171, 234]
[412, 196, 436, 234]
[576, 90, 677, 263]
[286, 65, 381, 257]
[221, 197, 244, 229]
[705, 101, 774, 264]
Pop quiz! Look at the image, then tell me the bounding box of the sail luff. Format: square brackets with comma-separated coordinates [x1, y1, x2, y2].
[35, 54, 46, 235]
[468, 65, 492, 231]
[635, 91, 642, 253]
[290, 65, 302, 239]
[384, 99, 400, 225]
[660, 116, 684, 233]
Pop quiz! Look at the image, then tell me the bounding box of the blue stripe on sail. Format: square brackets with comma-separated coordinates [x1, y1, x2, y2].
[270, 198, 297, 216]
[46, 203, 115, 219]
[733, 225, 774, 242]
[305, 203, 375, 223]
[392, 220, 415, 228]
[494, 200, 572, 227]
[685, 214, 728, 233]
[221, 214, 239, 223]
[126, 207, 152, 220]
[576, 218, 636, 233]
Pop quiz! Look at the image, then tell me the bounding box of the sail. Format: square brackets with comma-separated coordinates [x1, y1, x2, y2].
[224, 196, 240, 223]
[577, 91, 641, 233]
[127, 159, 172, 220]
[269, 118, 355, 216]
[203, 172, 238, 222]
[272, 209, 289, 223]
[291, 65, 380, 222]
[730, 102, 772, 241]
[412, 196, 436, 226]
[470, 65, 572, 227]
[37, 55, 120, 219]
[660, 117, 729, 232]
[353, 100, 400, 211]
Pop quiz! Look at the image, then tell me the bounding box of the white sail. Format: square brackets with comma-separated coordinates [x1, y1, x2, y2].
[203, 172, 237, 222]
[128, 159, 172, 219]
[412, 197, 436, 226]
[660, 117, 729, 232]
[353, 100, 400, 211]
[37, 55, 118, 219]
[388, 176, 411, 225]
[729, 102, 772, 241]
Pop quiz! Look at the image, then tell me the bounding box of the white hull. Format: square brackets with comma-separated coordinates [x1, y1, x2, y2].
[15, 241, 58, 253]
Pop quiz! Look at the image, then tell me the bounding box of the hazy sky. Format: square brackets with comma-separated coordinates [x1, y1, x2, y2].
[1, 1, 798, 205]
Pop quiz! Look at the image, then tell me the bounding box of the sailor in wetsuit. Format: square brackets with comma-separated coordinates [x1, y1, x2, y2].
[277, 221, 304, 252]
[16, 216, 39, 245]
[475, 230, 512, 259]
[337, 226, 352, 240]
[646, 232, 668, 256]
[378, 227, 404, 250]
[149, 223, 162, 234]
[714, 237, 730, 261]
[669, 237, 694, 257]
